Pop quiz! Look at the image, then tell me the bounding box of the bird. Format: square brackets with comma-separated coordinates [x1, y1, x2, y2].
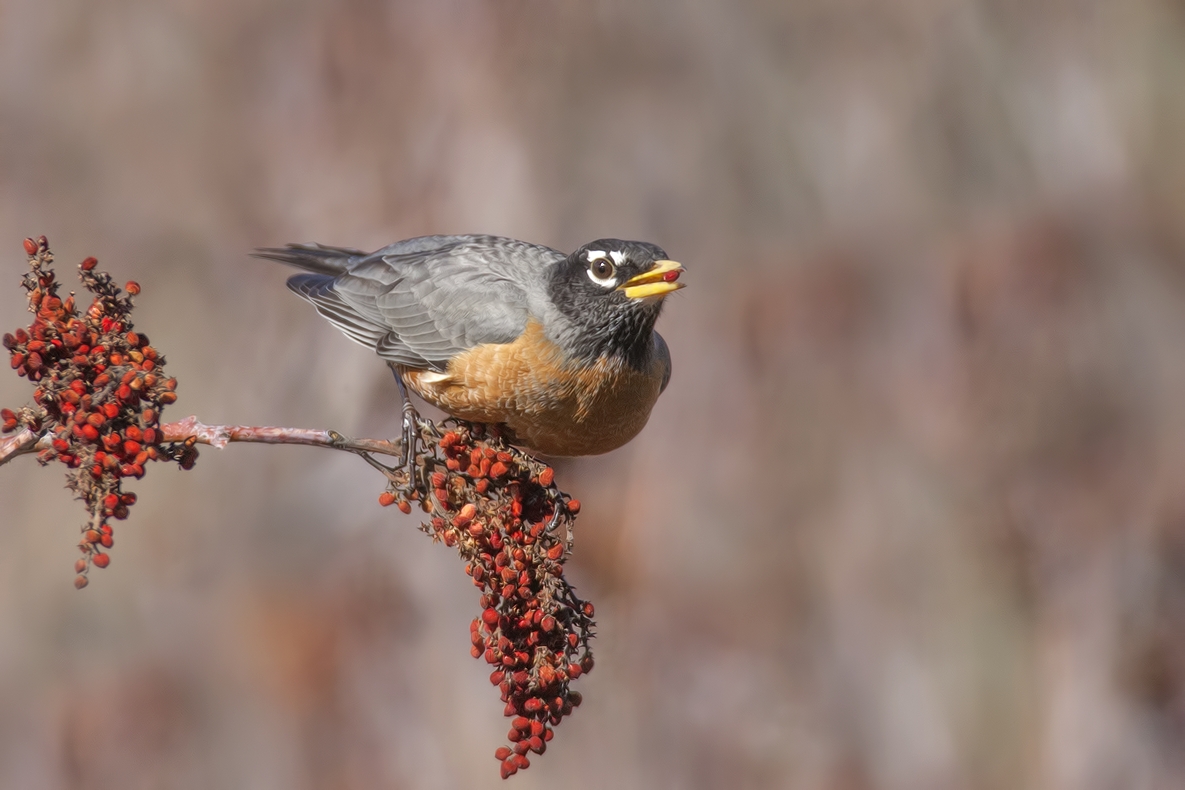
[254, 235, 684, 459]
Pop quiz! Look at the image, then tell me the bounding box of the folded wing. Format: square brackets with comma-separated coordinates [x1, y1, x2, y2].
[274, 235, 562, 371]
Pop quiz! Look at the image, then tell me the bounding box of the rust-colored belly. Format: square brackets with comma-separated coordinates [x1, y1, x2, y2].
[402, 321, 664, 456]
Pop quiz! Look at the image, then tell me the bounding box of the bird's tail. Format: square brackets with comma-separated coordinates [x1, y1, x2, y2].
[251, 242, 366, 275]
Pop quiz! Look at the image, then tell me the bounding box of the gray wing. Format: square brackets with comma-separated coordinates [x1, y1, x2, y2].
[654, 331, 672, 394]
[285, 235, 564, 371]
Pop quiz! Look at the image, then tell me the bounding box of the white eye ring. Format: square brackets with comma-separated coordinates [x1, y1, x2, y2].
[585, 252, 617, 287]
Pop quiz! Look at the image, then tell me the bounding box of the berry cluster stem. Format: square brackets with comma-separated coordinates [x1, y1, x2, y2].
[0, 417, 404, 467]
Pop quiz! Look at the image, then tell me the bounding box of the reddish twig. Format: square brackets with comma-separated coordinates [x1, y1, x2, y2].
[0, 416, 403, 467]
[0, 428, 39, 465]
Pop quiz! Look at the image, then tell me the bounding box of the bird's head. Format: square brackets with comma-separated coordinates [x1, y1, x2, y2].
[548, 239, 684, 367]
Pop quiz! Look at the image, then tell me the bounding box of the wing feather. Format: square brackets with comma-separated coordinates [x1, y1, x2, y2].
[287, 274, 389, 349]
[283, 235, 564, 371]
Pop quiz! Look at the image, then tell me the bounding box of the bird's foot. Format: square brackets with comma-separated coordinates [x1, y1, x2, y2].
[358, 451, 402, 484]
[400, 400, 422, 492]
[546, 500, 567, 532]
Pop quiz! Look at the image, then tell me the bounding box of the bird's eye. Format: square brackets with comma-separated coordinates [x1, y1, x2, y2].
[590, 258, 615, 281]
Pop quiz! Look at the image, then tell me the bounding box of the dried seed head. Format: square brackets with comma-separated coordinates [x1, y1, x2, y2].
[368, 421, 592, 778]
[3, 237, 189, 589]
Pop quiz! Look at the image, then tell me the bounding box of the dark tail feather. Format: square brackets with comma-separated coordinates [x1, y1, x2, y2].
[252, 242, 366, 275]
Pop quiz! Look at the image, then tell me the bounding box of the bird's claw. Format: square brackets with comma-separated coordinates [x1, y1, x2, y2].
[546, 499, 566, 532]
[358, 451, 400, 481]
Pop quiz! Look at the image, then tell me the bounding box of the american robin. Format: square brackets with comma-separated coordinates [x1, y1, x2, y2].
[255, 235, 684, 458]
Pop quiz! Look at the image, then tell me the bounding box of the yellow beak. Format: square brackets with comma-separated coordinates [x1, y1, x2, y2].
[618, 260, 686, 300]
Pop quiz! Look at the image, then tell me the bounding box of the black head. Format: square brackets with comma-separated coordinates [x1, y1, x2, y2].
[548, 238, 684, 368]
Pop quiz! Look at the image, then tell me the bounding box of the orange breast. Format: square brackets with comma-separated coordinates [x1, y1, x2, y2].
[401, 320, 665, 456]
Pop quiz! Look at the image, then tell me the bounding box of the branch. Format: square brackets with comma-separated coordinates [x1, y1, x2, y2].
[0, 415, 403, 468]
[0, 428, 39, 466]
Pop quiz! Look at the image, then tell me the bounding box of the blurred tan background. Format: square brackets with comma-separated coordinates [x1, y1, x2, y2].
[3, 1, 1185, 788]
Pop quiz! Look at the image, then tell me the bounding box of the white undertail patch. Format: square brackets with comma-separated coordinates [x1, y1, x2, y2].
[415, 371, 451, 385]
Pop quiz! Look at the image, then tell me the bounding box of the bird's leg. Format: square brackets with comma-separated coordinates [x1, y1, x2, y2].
[390, 363, 421, 491]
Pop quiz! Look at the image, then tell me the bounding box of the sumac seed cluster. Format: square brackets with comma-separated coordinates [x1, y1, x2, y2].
[2, 237, 195, 588]
[379, 422, 594, 779]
